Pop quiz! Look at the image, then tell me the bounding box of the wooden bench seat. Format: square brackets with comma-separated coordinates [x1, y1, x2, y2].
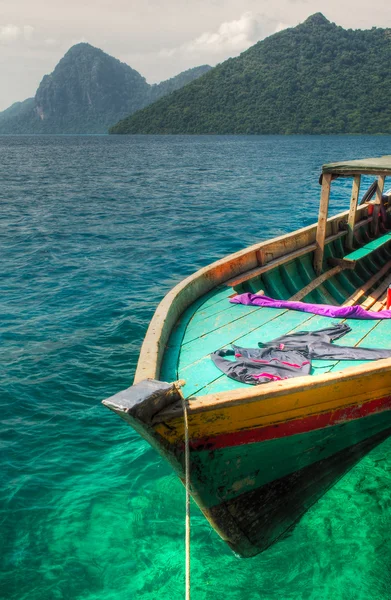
[344, 232, 391, 261]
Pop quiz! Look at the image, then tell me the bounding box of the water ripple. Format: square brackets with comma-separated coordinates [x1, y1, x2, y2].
[2, 134, 391, 599]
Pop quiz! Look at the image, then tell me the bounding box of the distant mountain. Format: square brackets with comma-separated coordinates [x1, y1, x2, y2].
[150, 66, 213, 101]
[0, 98, 35, 129]
[0, 44, 211, 134]
[110, 13, 391, 135]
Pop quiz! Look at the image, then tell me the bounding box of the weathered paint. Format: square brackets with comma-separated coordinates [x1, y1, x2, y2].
[202, 427, 391, 556]
[155, 367, 391, 444]
[159, 235, 391, 398]
[185, 404, 391, 506]
[135, 200, 375, 384]
[189, 395, 391, 451]
[109, 182, 391, 557]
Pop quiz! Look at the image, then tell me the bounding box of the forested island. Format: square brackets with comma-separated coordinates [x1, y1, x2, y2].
[110, 13, 391, 135]
[0, 44, 211, 134]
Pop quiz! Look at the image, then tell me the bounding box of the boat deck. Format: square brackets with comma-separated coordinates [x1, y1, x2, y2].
[160, 238, 391, 399]
[160, 285, 391, 399]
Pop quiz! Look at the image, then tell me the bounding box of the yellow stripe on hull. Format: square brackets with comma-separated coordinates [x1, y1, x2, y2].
[156, 367, 391, 444]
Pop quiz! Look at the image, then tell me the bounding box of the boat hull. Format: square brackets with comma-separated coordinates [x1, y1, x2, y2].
[105, 365, 391, 557]
[204, 426, 391, 556]
[103, 159, 391, 557]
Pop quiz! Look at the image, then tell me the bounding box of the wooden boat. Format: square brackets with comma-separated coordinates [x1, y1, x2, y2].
[103, 156, 391, 558]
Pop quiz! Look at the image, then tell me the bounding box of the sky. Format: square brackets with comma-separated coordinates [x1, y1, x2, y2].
[1, 0, 391, 111]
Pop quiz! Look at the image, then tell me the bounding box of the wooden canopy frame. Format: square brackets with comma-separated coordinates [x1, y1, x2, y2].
[133, 155, 391, 384]
[313, 156, 391, 276]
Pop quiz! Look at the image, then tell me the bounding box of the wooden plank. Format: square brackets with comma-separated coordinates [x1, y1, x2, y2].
[197, 287, 234, 308]
[327, 257, 356, 269]
[352, 317, 391, 348]
[225, 244, 316, 287]
[185, 312, 385, 397]
[359, 233, 391, 251]
[289, 265, 343, 301]
[347, 175, 361, 249]
[333, 319, 379, 347]
[157, 355, 391, 423]
[191, 372, 251, 398]
[354, 215, 373, 230]
[344, 234, 391, 261]
[226, 231, 346, 288]
[189, 295, 241, 327]
[134, 189, 376, 384]
[374, 175, 386, 205]
[185, 314, 330, 397]
[159, 287, 232, 382]
[197, 317, 383, 398]
[179, 307, 286, 369]
[343, 260, 391, 306]
[180, 356, 248, 398]
[308, 318, 378, 377]
[327, 319, 386, 374]
[323, 169, 391, 177]
[371, 292, 387, 312]
[182, 310, 318, 397]
[231, 309, 317, 348]
[361, 273, 391, 309]
[183, 303, 263, 345]
[314, 173, 332, 276]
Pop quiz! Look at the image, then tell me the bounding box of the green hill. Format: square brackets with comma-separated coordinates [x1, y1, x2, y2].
[110, 13, 391, 135]
[0, 44, 211, 134]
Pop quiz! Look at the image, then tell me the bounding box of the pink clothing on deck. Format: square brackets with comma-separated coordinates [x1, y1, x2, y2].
[230, 293, 391, 320]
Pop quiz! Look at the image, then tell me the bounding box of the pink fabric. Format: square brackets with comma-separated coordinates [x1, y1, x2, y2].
[235, 352, 310, 368]
[252, 372, 285, 381]
[230, 293, 391, 320]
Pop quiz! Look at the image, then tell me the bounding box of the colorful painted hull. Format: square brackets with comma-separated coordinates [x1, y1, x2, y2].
[104, 362, 391, 557]
[103, 173, 391, 556]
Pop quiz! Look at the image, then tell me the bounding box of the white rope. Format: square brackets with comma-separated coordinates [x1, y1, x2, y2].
[181, 395, 191, 600]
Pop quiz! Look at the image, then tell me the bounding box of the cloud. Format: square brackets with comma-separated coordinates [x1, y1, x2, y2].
[0, 24, 20, 42]
[160, 12, 287, 58]
[23, 25, 34, 41]
[187, 12, 262, 53]
[70, 36, 88, 46]
[275, 22, 290, 33]
[0, 24, 34, 43]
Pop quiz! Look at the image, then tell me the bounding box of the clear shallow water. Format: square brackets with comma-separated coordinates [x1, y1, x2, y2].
[1, 134, 391, 600]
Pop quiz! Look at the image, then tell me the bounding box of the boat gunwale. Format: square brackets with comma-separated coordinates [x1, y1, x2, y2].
[153, 356, 391, 422]
[133, 205, 374, 384]
[134, 203, 372, 388]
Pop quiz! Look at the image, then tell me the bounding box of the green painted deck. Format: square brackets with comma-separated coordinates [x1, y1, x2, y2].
[160, 235, 391, 399]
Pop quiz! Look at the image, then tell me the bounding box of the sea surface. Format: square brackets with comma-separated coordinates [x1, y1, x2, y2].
[2, 135, 391, 600]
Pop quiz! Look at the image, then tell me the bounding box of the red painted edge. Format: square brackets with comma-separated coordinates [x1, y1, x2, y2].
[190, 395, 391, 451]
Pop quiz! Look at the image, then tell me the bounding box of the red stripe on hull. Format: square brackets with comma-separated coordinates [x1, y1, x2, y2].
[190, 395, 391, 451]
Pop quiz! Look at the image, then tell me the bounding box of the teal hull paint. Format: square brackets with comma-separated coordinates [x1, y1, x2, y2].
[206, 427, 391, 557]
[189, 410, 391, 507]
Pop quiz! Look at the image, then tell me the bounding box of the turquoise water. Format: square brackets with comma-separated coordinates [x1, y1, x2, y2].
[2, 134, 391, 600]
